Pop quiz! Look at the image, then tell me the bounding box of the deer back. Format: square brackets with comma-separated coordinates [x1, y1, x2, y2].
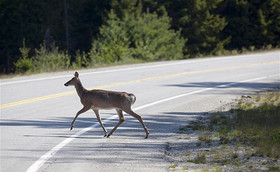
[82, 89, 135, 110]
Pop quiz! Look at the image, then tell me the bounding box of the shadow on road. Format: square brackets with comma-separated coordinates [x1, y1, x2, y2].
[0, 111, 206, 139]
[164, 81, 280, 91]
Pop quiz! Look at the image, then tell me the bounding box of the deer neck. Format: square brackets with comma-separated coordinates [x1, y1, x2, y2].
[74, 79, 86, 98]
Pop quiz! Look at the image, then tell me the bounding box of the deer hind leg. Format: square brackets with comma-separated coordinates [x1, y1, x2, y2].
[107, 109, 125, 138]
[123, 108, 149, 139]
[70, 105, 90, 130]
[93, 109, 108, 137]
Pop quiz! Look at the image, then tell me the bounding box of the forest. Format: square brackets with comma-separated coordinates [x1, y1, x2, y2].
[0, 0, 279, 74]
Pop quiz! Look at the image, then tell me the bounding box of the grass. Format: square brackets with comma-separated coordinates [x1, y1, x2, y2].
[188, 152, 207, 164]
[198, 132, 212, 144]
[183, 89, 280, 169]
[209, 147, 244, 166]
[206, 90, 280, 159]
[179, 121, 206, 134]
[169, 164, 178, 170]
[234, 91, 280, 158]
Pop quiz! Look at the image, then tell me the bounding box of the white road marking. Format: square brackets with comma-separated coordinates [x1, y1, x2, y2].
[25, 74, 279, 172]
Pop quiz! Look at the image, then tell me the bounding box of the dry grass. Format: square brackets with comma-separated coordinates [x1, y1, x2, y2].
[233, 90, 280, 158]
[183, 89, 280, 170]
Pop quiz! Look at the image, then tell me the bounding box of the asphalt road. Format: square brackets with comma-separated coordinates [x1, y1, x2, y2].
[1, 51, 279, 172]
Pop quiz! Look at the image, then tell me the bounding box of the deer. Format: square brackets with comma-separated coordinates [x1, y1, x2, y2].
[64, 72, 149, 139]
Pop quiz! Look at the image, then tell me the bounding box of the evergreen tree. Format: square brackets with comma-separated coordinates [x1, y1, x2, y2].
[0, 0, 109, 73]
[162, 0, 228, 56]
[0, 0, 50, 73]
[67, 0, 110, 52]
[89, 0, 185, 63]
[220, 0, 280, 50]
[89, 10, 131, 63]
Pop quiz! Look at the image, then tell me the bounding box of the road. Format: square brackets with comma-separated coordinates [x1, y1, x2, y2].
[1, 51, 279, 172]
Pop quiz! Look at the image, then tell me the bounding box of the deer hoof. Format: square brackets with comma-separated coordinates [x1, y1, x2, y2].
[145, 133, 149, 139]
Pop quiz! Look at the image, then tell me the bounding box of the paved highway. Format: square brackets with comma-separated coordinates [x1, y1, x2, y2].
[1, 51, 279, 171]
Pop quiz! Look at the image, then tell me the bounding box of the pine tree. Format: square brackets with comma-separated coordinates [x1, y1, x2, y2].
[162, 0, 229, 56]
[89, 0, 185, 63]
[184, 0, 228, 56]
[220, 0, 280, 50]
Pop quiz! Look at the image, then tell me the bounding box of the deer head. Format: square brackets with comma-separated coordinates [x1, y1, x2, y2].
[64, 72, 79, 86]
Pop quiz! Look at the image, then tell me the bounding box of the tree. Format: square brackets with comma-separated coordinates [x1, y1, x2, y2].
[67, 0, 111, 52]
[162, 0, 228, 56]
[129, 9, 185, 61]
[0, 0, 43, 73]
[220, 0, 280, 50]
[89, 10, 131, 63]
[88, 0, 185, 63]
[0, 0, 110, 73]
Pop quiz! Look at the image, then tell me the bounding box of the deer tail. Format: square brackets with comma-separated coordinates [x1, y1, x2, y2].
[128, 93, 136, 105]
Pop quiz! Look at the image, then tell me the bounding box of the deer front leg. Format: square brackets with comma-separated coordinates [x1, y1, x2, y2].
[93, 109, 108, 137]
[70, 106, 90, 131]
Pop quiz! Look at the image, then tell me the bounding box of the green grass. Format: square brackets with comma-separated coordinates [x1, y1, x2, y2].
[179, 121, 206, 133]
[184, 89, 280, 168]
[233, 91, 280, 158]
[188, 152, 207, 164]
[169, 164, 178, 169]
[223, 91, 280, 158]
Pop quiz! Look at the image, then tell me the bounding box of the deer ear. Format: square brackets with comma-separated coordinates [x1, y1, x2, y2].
[74, 72, 79, 78]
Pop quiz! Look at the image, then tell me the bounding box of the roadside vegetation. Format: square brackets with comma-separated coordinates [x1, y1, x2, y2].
[1, 0, 279, 75]
[176, 89, 280, 171]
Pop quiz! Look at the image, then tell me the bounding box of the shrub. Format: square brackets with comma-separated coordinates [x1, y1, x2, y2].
[14, 39, 33, 73]
[33, 43, 71, 72]
[72, 50, 90, 68]
[14, 57, 33, 74]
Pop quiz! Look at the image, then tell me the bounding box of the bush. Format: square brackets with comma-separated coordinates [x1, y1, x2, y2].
[33, 43, 71, 72]
[14, 39, 33, 73]
[72, 50, 90, 68]
[14, 57, 33, 74]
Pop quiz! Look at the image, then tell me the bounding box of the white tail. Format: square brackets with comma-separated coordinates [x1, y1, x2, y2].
[129, 94, 136, 105]
[64, 72, 149, 139]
